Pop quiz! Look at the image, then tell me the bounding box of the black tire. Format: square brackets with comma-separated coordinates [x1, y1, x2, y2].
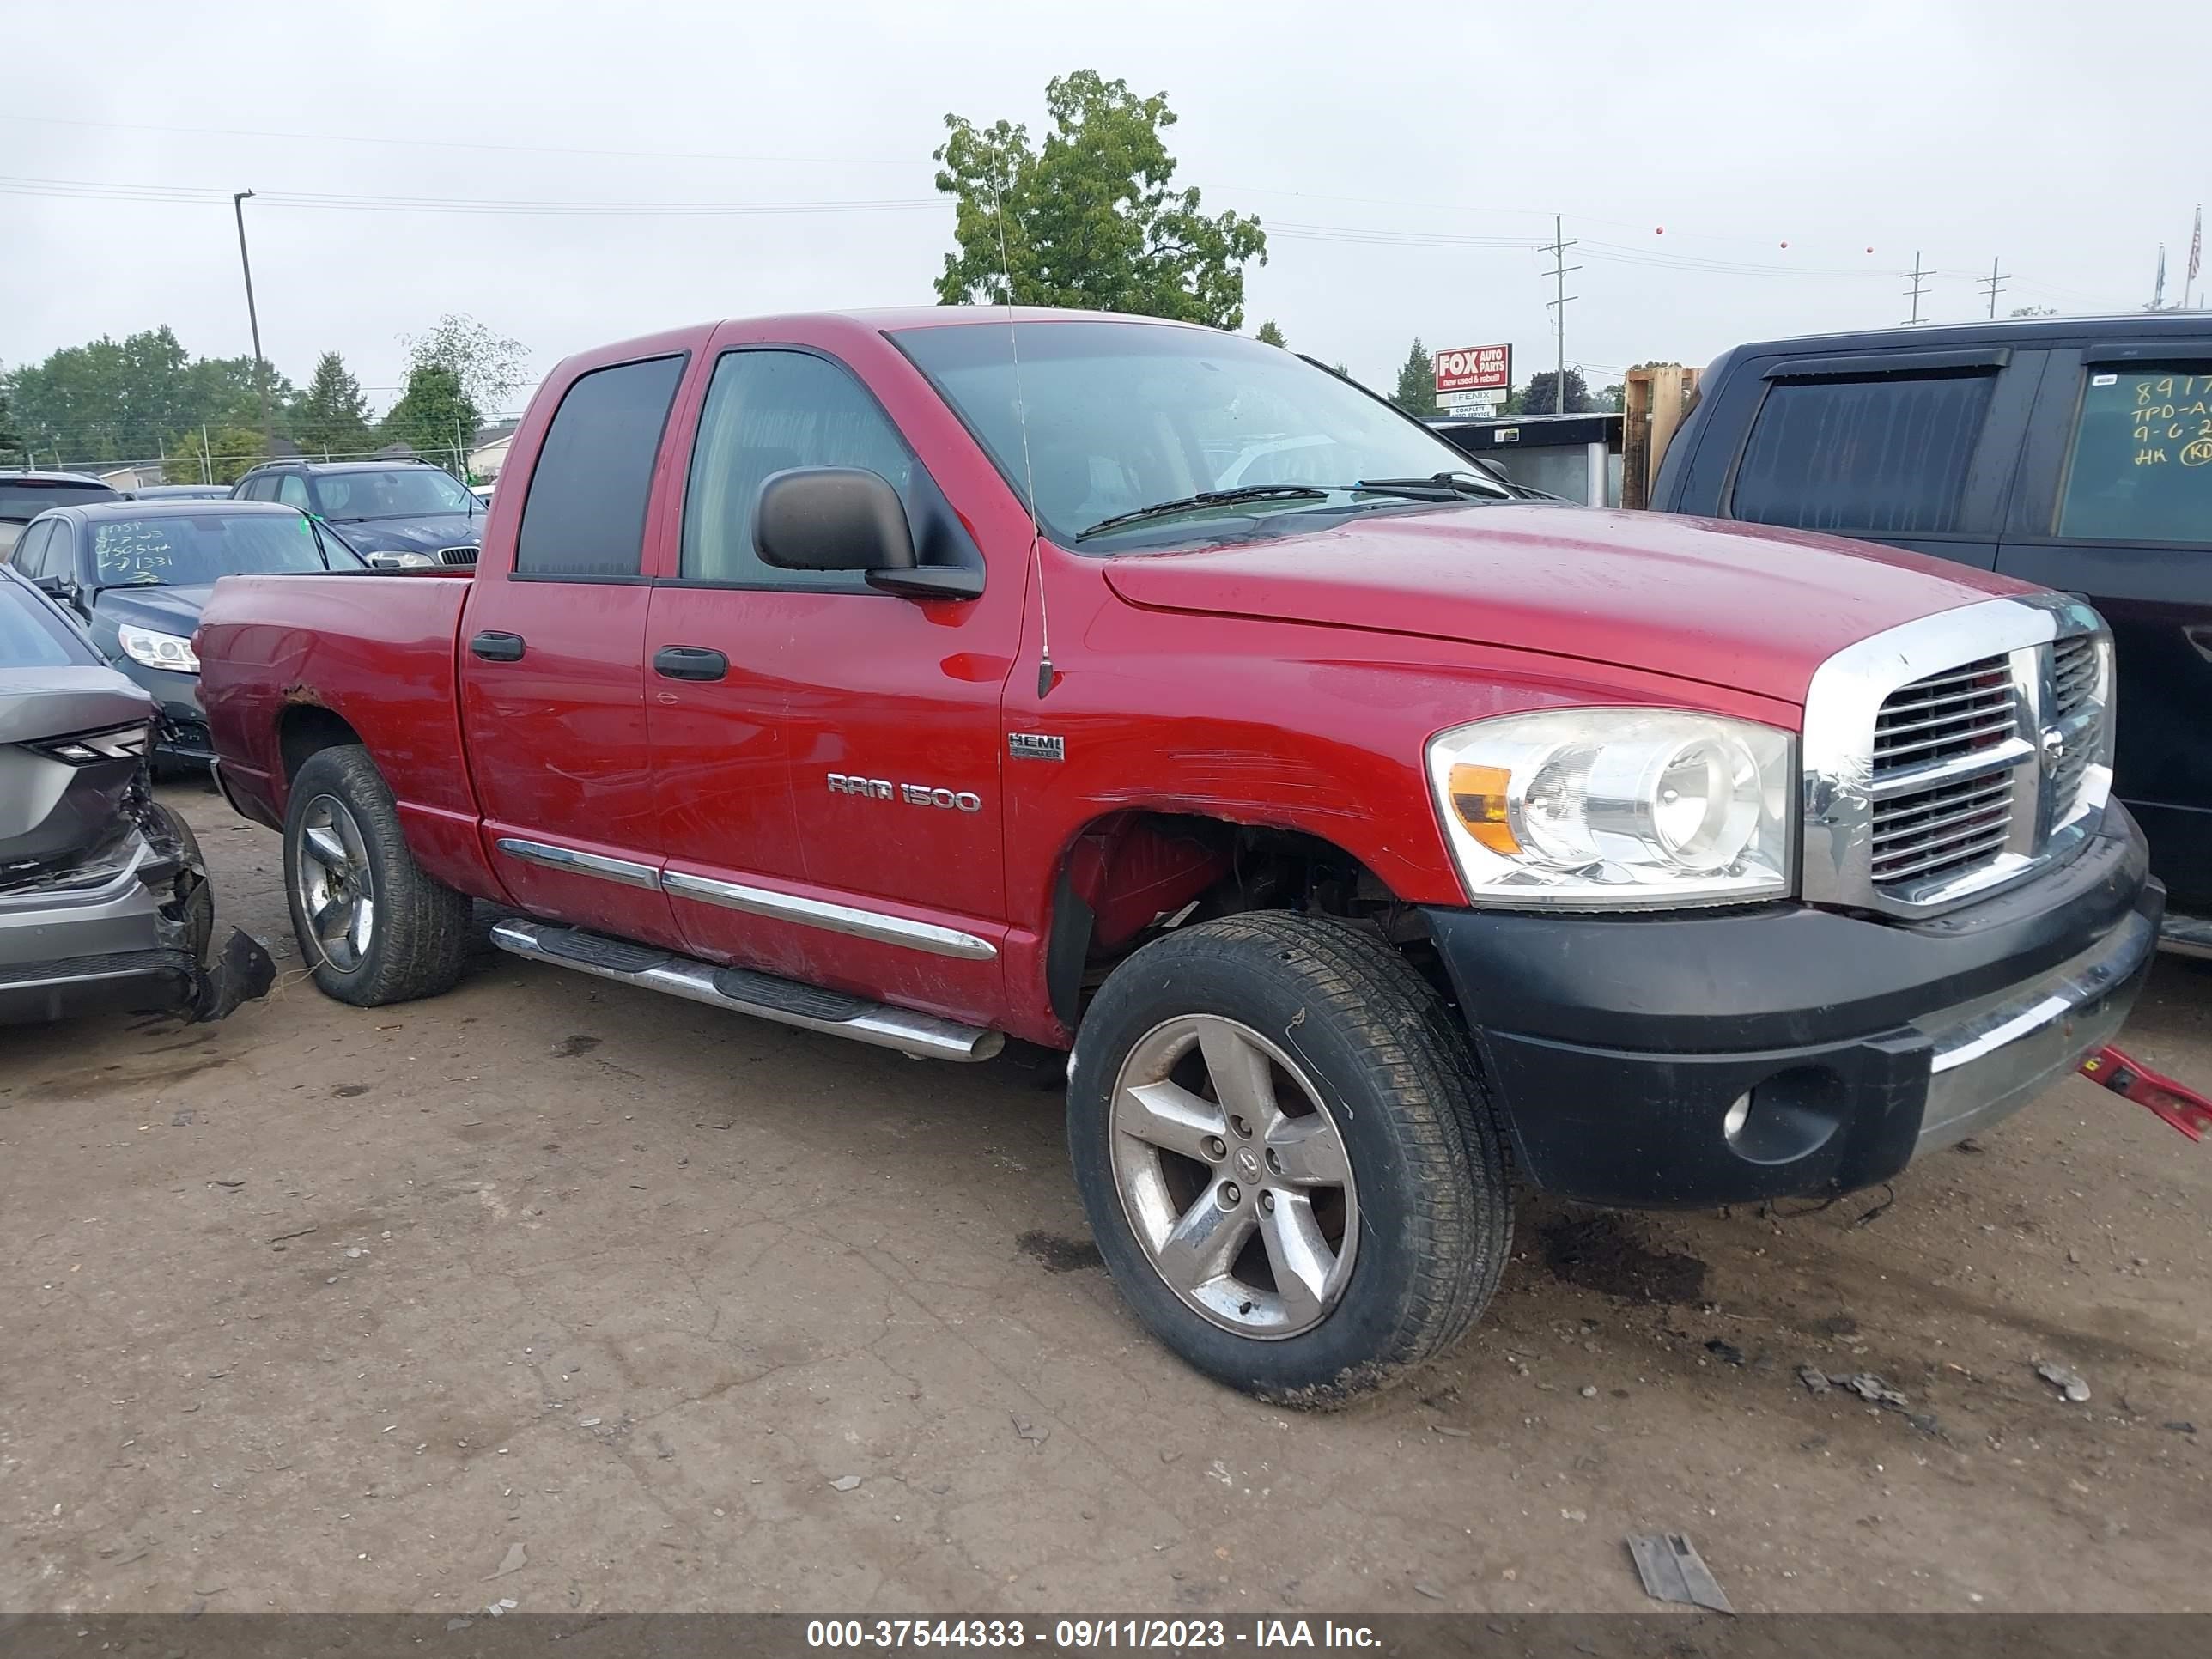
[283, 744, 471, 1006]
[1066, 911, 1512, 1407]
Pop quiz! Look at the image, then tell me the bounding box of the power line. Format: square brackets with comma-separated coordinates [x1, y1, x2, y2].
[0, 110, 905, 170]
[0, 173, 941, 217]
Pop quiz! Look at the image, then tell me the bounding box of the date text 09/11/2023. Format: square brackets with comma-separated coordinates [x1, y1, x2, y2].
[805, 1619, 1383, 1650]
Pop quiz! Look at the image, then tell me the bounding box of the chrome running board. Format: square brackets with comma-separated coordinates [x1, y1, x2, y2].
[2161, 912, 2212, 962]
[489, 918, 1004, 1063]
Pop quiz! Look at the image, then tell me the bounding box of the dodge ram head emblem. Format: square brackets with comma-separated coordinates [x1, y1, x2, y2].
[2039, 725, 2068, 770]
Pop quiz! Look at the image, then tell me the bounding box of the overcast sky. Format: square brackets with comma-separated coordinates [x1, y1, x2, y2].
[3, 0, 2203, 434]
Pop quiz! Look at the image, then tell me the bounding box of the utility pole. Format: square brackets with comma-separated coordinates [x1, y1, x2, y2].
[1902, 251, 1930, 325]
[232, 190, 275, 458]
[1540, 214, 1580, 414]
[1979, 256, 2008, 319]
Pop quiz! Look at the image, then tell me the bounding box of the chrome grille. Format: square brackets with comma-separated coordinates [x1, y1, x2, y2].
[2048, 635, 2100, 816]
[1869, 771, 2014, 886]
[1867, 654, 2019, 890]
[1871, 654, 2014, 771]
[1800, 596, 2115, 919]
[435, 545, 479, 567]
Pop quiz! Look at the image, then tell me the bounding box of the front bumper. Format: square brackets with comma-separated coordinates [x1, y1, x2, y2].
[1426, 806, 2162, 1207]
[113, 661, 212, 766]
[0, 833, 198, 1024]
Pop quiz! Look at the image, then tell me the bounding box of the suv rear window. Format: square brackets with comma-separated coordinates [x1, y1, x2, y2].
[2057, 367, 2212, 544]
[0, 574, 96, 666]
[514, 355, 686, 578]
[1, 480, 119, 523]
[1730, 373, 1996, 534]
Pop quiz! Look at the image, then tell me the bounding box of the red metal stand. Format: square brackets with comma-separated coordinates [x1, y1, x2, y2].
[2079, 1045, 2212, 1140]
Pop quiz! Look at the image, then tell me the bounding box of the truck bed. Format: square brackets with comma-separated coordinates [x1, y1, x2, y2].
[198, 569, 478, 836]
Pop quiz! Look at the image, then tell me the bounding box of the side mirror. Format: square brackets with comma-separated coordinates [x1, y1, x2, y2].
[755, 467, 917, 574]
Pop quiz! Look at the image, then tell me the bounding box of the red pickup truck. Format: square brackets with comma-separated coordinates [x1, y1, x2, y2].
[198, 309, 2160, 1402]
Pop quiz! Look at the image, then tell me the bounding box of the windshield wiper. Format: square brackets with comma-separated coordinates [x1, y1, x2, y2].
[1073, 484, 1331, 542]
[1351, 473, 1506, 501]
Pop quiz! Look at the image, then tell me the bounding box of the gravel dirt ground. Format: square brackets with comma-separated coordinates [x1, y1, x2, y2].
[3, 784, 2208, 1617]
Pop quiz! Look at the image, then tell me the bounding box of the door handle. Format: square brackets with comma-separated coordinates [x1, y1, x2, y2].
[470, 630, 526, 662]
[653, 646, 728, 682]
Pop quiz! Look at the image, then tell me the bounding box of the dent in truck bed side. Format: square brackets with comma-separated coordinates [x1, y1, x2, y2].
[197, 570, 507, 903]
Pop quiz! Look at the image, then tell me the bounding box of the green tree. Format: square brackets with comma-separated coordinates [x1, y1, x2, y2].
[0, 374, 21, 463]
[291, 351, 374, 459]
[164, 425, 267, 486]
[1255, 319, 1286, 347]
[1511, 368, 1591, 416]
[1592, 382, 1626, 413]
[1, 326, 292, 465]
[380, 365, 480, 472]
[1392, 338, 1438, 415]
[402, 314, 529, 413]
[933, 70, 1267, 329]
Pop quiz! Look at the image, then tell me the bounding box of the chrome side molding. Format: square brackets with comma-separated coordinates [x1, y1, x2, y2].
[491, 838, 997, 961]
[659, 871, 999, 961]
[495, 837, 660, 891]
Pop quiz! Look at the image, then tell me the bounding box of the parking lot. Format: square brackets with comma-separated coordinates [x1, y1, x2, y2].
[4, 783, 2208, 1616]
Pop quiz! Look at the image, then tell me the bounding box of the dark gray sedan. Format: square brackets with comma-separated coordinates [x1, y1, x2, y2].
[6, 500, 362, 771]
[0, 567, 271, 1024]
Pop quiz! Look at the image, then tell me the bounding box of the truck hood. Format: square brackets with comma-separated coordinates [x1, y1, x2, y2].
[1098, 507, 2028, 705]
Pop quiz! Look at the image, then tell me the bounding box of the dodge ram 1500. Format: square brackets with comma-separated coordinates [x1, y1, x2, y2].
[197, 309, 2161, 1401]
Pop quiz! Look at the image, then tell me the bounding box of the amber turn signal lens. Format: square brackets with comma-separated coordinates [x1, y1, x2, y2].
[1447, 762, 1521, 854]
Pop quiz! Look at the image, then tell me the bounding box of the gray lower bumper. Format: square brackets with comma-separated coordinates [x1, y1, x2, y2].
[1914, 905, 2157, 1152]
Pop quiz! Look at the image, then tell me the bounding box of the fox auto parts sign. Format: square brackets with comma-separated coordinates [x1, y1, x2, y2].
[1435, 345, 1511, 395]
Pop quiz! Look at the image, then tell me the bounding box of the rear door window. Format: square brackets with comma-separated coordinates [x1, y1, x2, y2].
[2057, 367, 2212, 544]
[1731, 372, 1997, 533]
[9, 520, 55, 577]
[514, 355, 687, 579]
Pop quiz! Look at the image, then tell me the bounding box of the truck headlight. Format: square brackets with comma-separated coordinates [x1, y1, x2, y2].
[117, 623, 201, 675]
[1425, 708, 1794, 908]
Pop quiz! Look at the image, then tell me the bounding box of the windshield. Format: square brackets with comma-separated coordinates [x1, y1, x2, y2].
[894, 320, 1509, 547]
[90, 513, 360, 586]
[1, 575, 96, 665]
[2, 481, 120, 523]
[315, 468, 473, 520]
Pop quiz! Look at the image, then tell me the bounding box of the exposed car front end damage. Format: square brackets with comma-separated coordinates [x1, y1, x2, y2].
[1, 582, 272, 1026]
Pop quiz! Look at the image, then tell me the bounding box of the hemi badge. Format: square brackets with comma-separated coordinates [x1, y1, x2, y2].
[1008, 732, 1065, 762]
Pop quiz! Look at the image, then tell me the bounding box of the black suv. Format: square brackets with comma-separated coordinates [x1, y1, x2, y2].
[232, 459, 483, 565]
[1654, 313, 2212, 945]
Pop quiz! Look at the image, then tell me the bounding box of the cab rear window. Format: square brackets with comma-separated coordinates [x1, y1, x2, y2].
[2057, 367, 2212, 544]
[1729, 372, 1995, 534]
[1, 481, 118, 523]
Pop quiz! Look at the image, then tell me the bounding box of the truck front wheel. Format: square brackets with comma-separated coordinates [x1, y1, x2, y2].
[283, 744, 471, 1006]
[1066, 912, 1511, 1405]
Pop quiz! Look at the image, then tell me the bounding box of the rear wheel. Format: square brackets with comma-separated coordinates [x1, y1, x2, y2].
[283, 744, 471, 1006]
[1066, 912, 1511, 1405]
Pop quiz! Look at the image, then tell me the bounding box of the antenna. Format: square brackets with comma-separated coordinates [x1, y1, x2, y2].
[988, 173, 1054, 700]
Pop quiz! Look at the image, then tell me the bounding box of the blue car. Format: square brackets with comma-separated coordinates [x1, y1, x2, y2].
[232, 459, 485, 566]
[5, 500, 362, 772]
